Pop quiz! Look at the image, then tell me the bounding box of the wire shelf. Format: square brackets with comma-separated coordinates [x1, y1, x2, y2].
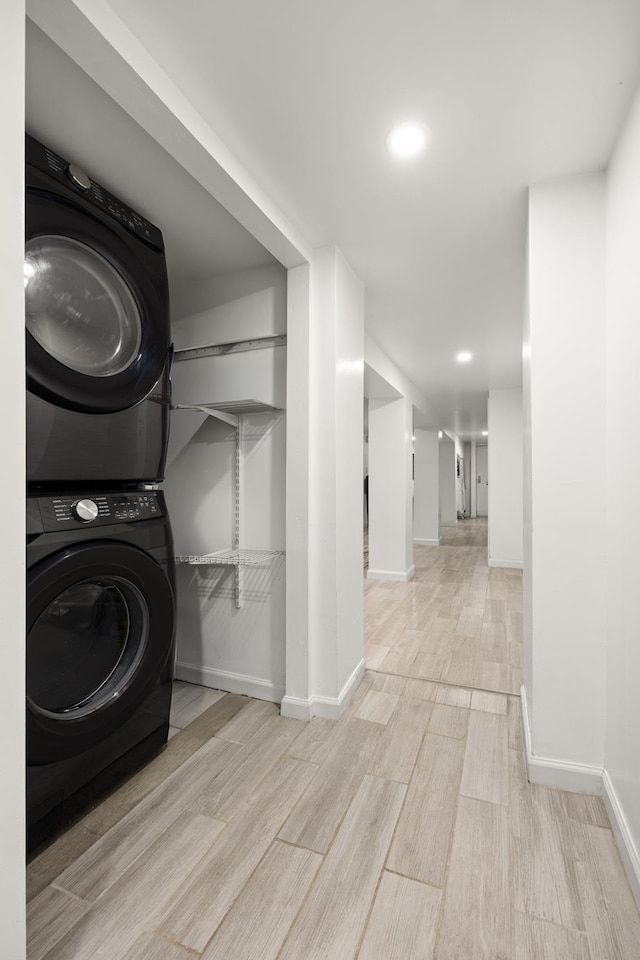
[176, 549, 284, 567]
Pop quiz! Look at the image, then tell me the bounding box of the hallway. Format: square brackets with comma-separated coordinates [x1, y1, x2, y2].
[365, 519, 523, 695]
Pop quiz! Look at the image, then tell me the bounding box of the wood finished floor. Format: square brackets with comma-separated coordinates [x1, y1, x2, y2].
[365, 518, 524, 694]
[27, 673, 640, 959]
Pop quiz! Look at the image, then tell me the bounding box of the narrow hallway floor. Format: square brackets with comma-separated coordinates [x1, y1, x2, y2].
[365, 518, 523, 695]
[27, 673, 640, 959]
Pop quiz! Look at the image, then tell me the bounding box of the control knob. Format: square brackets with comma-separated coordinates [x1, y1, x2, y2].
[73, 499, 99, 523]
[66, 163, 91, 192]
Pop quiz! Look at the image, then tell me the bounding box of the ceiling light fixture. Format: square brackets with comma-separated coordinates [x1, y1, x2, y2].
[456, 351, 472, 363]
[482, 431, 488, 436]
[438, 431, 443, 439]
[386, 121, 428, 158]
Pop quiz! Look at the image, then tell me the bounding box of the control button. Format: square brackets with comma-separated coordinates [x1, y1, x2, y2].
[66, 163, 91, 191]
[73, 499, 99, 522]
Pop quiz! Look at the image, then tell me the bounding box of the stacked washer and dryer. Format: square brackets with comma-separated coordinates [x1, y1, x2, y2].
[25, 135, 176, 849]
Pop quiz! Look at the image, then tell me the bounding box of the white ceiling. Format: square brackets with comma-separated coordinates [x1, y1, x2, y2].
[25, 21, 278, 318]
[33, 3, 640, 438]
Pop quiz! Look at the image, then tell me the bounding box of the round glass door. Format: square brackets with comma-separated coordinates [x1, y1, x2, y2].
[27, 577, 149, 720]
[25, 235, 142, 377]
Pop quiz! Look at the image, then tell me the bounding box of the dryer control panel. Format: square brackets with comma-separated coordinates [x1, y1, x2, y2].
[28, 492, 164, 534]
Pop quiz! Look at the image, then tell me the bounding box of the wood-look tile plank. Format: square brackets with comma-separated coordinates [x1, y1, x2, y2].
[434, 796, 512, 960]
[454, 607, 485, 637]
[27, 885, 91, 960]
[278, 717, 381, 853]
[509, 748, 584, 931]
[386, 733, 465, 887]
[201, 841, 321, 960]
[278, 775, 406, 960]
[366, 644, 391, 670]
[475, 659, 515, 693]
[44, 812, 226, 960]
[439, 655, 478, 688]
[214, 697, 278, 743]
[571, 819, 640, 959]
[433, 684, 472, 708]
[169, 680, 205, 713]
[471, 690, 508, 714]
[508, 696, 525, 751]
[363, 698, 433, 783]
[169, 687, 226, 728]
[483, 598, 507, 624]
[155, 755, 317, 953]
[379, 630, 427, 674]
[460, 710, 509, 806]
[560, 791, 610, 829]
[127, 933, 195, 960]
[428, 702, 469, 740]
[287, 716, 341, 765]
[514, 912, 591, 960]
[56, 735, 238, 901]
[358, 871, 441, 960]
[370, 672, 408, 695]
[27, 821, 99, 902]
[191, 714, 304, 821]
[71, 693, 247, 839]
[354, 690, 400, 725]
[409, 649, 445, 679]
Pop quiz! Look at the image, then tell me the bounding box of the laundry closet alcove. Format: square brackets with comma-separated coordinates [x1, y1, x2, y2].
[165, 265, 287, 704]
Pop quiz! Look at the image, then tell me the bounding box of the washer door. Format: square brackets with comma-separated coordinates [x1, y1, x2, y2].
[27, 542, 175, 763]
[25, 190, 169, 414]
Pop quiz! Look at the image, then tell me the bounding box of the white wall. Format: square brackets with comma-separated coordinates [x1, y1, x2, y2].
[527, 174, 606, 769]
[165, 266, 287, 701]
[470, 439, 478, 518]
[368, 396, 414, 579]
[604, 81, 640, 886]
[1, 5, 25, 955]
[414, 429, 440, 545]
[439, 437, 456, 525]
[488, 388, 523, 568]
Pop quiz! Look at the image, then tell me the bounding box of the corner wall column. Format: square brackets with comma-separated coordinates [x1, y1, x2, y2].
[413, 429, 440, 546]
[368, 396, 414, 580]
[283, 247, 365, 719]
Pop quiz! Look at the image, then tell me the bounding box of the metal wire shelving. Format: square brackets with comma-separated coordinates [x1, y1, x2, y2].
[172, 393, 284, 607]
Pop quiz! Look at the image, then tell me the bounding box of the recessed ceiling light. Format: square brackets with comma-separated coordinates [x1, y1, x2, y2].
[456, 351, 472, 363]
[482, 431, 488, 436]
[386, 122, 428, 158]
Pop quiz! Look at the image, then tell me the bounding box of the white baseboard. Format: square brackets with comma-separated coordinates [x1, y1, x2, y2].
[413, 537, 442, 546]
[441, 520, 458, 527]
[281, 658, 366, 721]
[488, 558, 524, 569]
[520, 685, 603, 794]
[367, 565, 415, 582]
[175, 661, 284, 704]
[602, 770, 640, 907]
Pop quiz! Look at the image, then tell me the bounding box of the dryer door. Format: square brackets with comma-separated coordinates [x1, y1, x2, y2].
[25, 190, 170, 414]
[27, 541, 175, 763]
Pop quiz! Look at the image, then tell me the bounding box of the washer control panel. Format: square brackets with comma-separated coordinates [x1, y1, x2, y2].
[26, 135, 164, 252]
[33, 492, 163, 533]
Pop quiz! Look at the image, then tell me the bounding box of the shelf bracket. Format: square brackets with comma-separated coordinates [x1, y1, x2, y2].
[172, 403, 239, 428]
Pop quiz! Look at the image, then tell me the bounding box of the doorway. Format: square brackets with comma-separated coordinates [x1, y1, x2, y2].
[476, 443, 488, 516]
